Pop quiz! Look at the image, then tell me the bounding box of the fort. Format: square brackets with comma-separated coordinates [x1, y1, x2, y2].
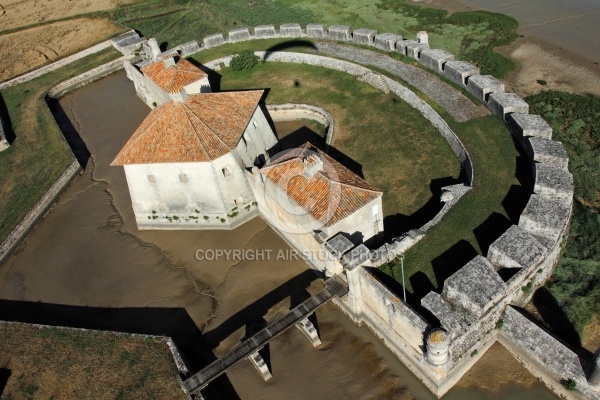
[1, 20, 599, 400]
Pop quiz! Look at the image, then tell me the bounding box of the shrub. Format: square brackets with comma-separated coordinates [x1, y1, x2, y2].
[495, 319, 504, 330]
[537, 79, 548, 85]
[230, 50, 259, 71]
[561, 378, 577, 391]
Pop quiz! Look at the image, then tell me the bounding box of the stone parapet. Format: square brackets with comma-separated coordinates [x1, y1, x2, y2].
[228, 28, 251, 42]
[487, 225, 547, 270]
[254, 24, 277, 38]
[406, 41, 430, 59]
[519, 194, 572, 248]
[488, 92, 529, 121]
[534, 163, 574, 202]
[328, 25, 351, 41]
[443, 61, 479, 87]
[525, 137, 569, 169]
[202, 33, 225, 48]
[374, 33, 403, 51]
[306, 23, 325, 37]
[419, 49, 454, 72]
[508, 113, 553, 141]
[280, 23, 302, 37]
[353, 28, 377, 45]
[467, 75, 505, 103]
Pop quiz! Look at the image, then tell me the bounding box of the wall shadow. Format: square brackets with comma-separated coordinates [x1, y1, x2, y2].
[46, 96, 91, 169]
[383, 176, 461, 239]
[532, 287, 585, 349]
[0, 299, 242, 399]
[263, 40, 317, 61]
[199, 269, 319, 352]
[431, 240, 478, 291]
[503, 137, 534, 224]
[186, 57, 222, 92]
[0, 93, 15, 144]
[0, 368, 10, 397]
[473, 212, 512, 255]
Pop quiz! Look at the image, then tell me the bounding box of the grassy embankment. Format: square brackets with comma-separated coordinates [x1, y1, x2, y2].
[189, 50, 459, 220]
[0, 48, 121, 243]
[106, 0, 518, 78]
[527, 91, 600, 341]
[0, 323, 184, 399]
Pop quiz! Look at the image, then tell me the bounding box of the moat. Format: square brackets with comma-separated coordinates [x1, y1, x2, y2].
[0, 70, 557, 399]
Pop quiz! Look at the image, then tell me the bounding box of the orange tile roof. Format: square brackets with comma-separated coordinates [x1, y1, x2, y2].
[111, 90, 264, 165]
[261, 143, 382, 227]
[141, 57, 208, 93]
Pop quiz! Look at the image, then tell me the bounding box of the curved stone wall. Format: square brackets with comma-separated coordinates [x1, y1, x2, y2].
[265, 103, 335, 145]
[184, 22, 578, 398]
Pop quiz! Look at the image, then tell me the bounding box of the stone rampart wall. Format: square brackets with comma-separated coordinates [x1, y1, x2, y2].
[189, 22, 579, 399]
[266, 103, 335, 145]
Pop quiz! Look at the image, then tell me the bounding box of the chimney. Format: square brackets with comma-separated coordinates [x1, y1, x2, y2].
[163, 56, 176, 69]
[302, 154, 323, 179]
[147, 38, 161, 59]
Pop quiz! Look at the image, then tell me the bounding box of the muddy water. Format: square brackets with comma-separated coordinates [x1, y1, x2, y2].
[0, 70, 557, 399]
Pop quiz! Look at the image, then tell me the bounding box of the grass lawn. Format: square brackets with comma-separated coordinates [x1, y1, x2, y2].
[195, 59, 459, 222]
[102, 0, 517, 78]
[0, 48, 122, 244]
[0, 323, 184, 399]
[381, 113, 521, 299]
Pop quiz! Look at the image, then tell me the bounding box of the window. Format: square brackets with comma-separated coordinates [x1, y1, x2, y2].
[222, 167, 231, 177]
[179, 174, 188, 183]
[147, 175, 156, 183]
[252, 120, 258, 128]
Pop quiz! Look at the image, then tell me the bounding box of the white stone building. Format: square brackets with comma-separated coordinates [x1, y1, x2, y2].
[124, 45, 211, 109]
[111, 89, 277, 229]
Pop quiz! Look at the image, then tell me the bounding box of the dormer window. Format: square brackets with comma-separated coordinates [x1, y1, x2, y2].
[148, 175, 156, 183]
[222, 167, 231, 177]
[179, 174, 188, 183]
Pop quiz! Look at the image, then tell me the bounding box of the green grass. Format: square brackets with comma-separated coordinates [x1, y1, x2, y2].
[99, 0, 519, 79]
[0, 48, 121, 243]
[527, 91, 600, 337]
[0, 323, 184, 399]
[196, 59, 458, 219]
[381, 114, 519, 295]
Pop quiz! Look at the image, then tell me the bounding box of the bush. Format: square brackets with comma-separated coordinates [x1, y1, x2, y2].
[230, 50, 259, 71]
[561, 378, 577, 391]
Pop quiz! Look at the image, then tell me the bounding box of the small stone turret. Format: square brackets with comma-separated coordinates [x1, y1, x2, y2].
[416, 31, 429, 44]
[590, 351, 600, 391]
[426, 328, 450, 365]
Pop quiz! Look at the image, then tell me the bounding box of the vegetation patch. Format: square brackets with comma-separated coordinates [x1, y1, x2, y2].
[0, 323, 184, 399]
[230, 50, 260, 71]
[527, 91, 600, 338]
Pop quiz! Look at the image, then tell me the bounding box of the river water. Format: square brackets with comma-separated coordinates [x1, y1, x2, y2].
[0, 71, 557, 399]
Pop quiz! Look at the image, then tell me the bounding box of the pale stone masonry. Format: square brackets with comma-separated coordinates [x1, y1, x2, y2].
[328, 25, 351, 41]
[534, 163, 574, 202]
[353, 28, 377, 45]
[421, 291, 475, 335]
[519, 194, 571, 247]
[487, 225, 547, 270]
[419, 49, 454, 72]
[111, 31, 146, 55]
[254, 25, 277, 38]
[442, 256, 507, 318]
[203, 33, 225, 48]
[526, 137, 569, 169]
[324, 234, 354, 260]
[508, 113, 553, 140]
[280, 23, 302, 37]
[373, 33, 403, 51]
[488, 92, 529, 121]
[467, 75, 505, 102]
[0, 113, 9, 152]
[229, 28, 251, 42]
[406, 41, 430, 59]
[306, 23, 325, 37]
[443, 61, 480, 87]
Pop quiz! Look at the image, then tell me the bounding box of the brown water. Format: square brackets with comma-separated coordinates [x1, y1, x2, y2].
[0, 70, 557, 399]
